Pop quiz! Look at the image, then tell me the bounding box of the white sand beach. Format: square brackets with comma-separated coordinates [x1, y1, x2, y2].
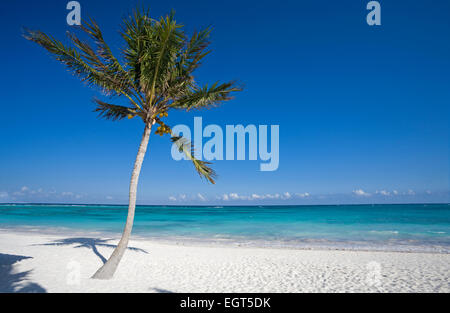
[1, 231, 449, 293]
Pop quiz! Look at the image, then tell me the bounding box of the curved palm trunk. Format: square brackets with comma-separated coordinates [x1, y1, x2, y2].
[91, 123, 152, 279]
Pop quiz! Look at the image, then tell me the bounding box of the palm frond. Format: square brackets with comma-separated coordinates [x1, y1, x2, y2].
[93, 98, 138, 121]
[24, 28, 145, 113]
[139, 11, 185, 100]
[80, 19, 139, 97]
[81, 18, 125, 73]
[25, 29, 123, 97]
[120, 8, 154, 91]
[170, 135, 216, 184]
[159, 28, 211, 102]
[170, 81, 242, 111]
[182, 27, 212, 73]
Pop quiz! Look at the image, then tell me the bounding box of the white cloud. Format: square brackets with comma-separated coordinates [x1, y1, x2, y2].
[251, 194, 262, 200]
[407, 189, 415, 195]
[426, 190, 432, 195]
[0, 192, 8, 199]
[106, 196, 113, 200]
[392, 190, 398, 195]
[218, 192, 294, 201]
[353, 189, 371, 197]
[167, 194, 188, 202]
[282, 192, 291, 199]
[222, 193, 253, 201]
[376, 190, 390, 196]
[7, 187, 85, 201]
[296, 192, 310, 198]
[229, 193, 240, 200]
[169, 191, 311, 203]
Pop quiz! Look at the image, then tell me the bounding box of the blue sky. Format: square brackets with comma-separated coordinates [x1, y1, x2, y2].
[0, 0, 449, 205]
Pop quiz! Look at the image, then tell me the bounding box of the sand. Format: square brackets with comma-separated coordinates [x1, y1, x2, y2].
[0, 231, 449, 293]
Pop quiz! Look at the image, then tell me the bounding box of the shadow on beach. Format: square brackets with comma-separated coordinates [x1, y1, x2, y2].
[35, 237, 148, 264]
[0, 253, 46, 293]
[149, 287, 174, 293]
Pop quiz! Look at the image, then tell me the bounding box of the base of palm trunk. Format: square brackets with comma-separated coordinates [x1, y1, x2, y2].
[91, 237, 129, 279]
[91, 252, 122, 279]
[91, 265, 116, 280]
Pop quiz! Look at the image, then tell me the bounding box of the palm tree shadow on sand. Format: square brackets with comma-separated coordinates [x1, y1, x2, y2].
[0, 253, 47, 293]
[149, 287, 173, 293]
[35, 238, 148, 264]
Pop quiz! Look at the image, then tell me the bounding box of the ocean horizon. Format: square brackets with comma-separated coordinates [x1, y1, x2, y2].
[1, 203, 449, 253]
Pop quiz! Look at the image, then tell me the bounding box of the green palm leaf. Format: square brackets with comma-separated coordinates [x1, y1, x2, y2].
[171, 81, 242, 110]
[93, 99, 138, 121]
[171, 135, 217, 184]
[24, 29, 117, 96]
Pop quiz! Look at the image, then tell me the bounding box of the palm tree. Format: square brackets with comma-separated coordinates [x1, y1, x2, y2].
[24, 9, 241, 279]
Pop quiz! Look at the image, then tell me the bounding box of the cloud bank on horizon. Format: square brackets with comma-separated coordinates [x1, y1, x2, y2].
[2, 185, 447, 205]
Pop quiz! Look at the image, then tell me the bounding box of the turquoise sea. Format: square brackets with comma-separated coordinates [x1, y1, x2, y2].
[0, 203, 449, 253]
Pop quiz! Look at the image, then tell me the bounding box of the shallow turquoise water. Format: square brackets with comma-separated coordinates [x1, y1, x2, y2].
[0, 203, 449, 252]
